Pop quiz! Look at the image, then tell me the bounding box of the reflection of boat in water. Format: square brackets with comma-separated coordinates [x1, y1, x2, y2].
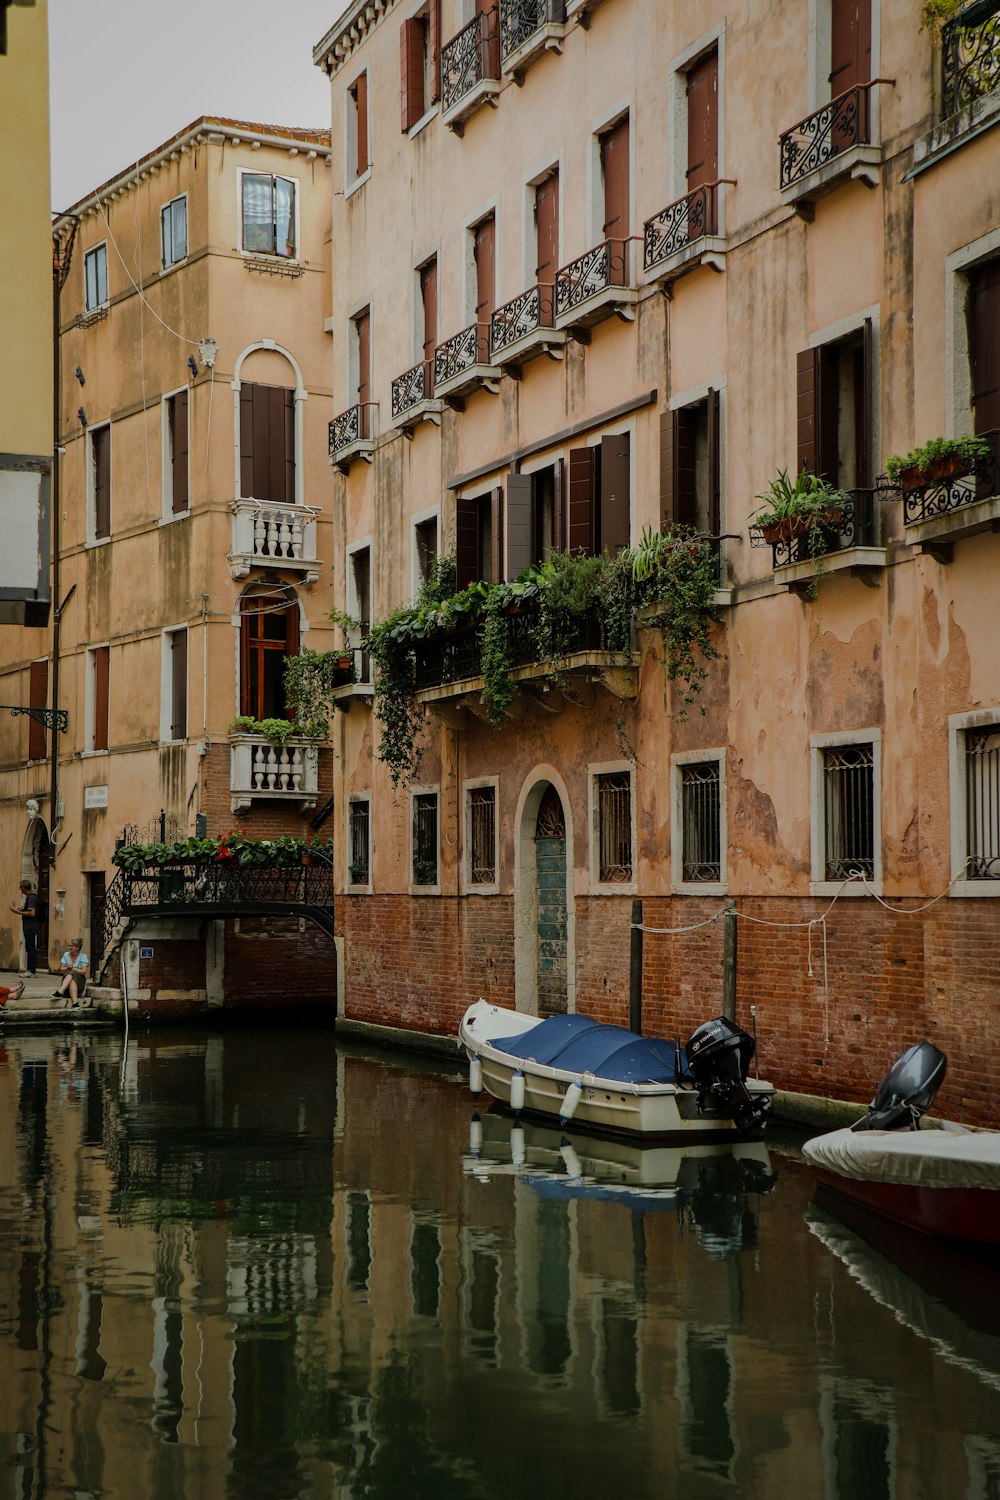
[806, 1202, 1000, 1393]
[462, 1110, 776, 1254]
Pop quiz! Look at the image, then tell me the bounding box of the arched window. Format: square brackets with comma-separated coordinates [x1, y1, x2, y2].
[239, 591, 299, 719]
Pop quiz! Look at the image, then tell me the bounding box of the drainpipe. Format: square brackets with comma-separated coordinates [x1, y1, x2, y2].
[49, 217, 78, 863]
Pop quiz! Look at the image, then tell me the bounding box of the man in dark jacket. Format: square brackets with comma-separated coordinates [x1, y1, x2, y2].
[10, 880, 40, 976]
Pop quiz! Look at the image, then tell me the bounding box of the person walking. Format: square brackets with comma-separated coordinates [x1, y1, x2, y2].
[53, 938, 89, 1007]
[10, 880, 40, 977]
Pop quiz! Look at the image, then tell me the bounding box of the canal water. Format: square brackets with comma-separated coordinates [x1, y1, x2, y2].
[1, 1025, 999, 1500]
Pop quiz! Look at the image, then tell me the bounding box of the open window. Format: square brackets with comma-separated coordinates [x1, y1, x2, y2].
[88, 423, 111, 541]
[400, 2, 441, 130]
[84, 244, 108, 312]
[661, 392, 721, 538]
[241, 173, 296, 259]
[239, 591, 299, 720]
[86, 645, 110, 753]
[456, 489, 502, 588]
[566, 432, 631, 556]
[162, 627, 188, 742]
[163, 389, 189, 515]
[161, 195, 187, 269]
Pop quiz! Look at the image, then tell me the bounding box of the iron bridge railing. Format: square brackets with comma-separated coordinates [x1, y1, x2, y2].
[779, 83, 872, 190]
[644, 183, 719, 272]
[942, 0, 1000, 118]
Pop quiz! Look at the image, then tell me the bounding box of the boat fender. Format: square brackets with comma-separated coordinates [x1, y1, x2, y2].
[511, 1124, 526, 1166]
[510, 1069, 526, 1114]
[469, 1114, 482, 1157]
[559, 1140, 583, 1179]
[469, 1055, 483, 1096]
[559, 1079, 584, 1125]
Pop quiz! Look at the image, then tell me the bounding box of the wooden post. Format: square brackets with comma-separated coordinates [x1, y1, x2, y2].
[722, 902, 737, 1020]
[629, 897, 643, 1034]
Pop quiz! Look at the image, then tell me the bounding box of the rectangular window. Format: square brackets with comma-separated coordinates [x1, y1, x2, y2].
[412, 791, 439, 887]
[401, 13, 428, 130]
[567, 433, 631, 557]
[830, 0, 872, 95]
[822, 743, 875, 880]
[686, 47, 719, 193]
[798, 321, 874, 492]
[165, 389, 189, 514]
[238, 382, 295, 504]
[239, 593, 299, 719]
[415, 516, 439, 586]
[951, 713, 1000, 892]
[468, 785, 496, 886]
[535, 169, 559, 294]
[456, 489, 502, 588]
[506, 462, 563, 577]
[600, 115, 629, 274]
[349, 799, 371, 886]
[91, 424, 111, 540]
[354, 308, 372, 437]
[662, 393, 721, 540]
[241, 173, 296, 258]
[420, 258, 438, 372]
[165, 628, 188, 742]
[88, 646, 110, 752]
[84, 244, 108, 311]
[161, 195, 187, 268]
[970, 259, 1000, 437]
[680, 762, 721, 882]
[596, 771, 632, 883]
[28, 659, 47, 761]
[473, 213, 496, 336]
[350, 73, 370, 178]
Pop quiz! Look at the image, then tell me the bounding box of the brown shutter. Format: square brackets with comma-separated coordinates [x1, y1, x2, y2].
[474, 216, 496, 345]
[283, 388, 295, 504]
[94, 646, 110, 752]
[601, 116, 630, 249]
[421, 259, 438, 372]
[170, 391, 189, 513]
[170, 631, 188, 740]
[708, 387, 722, 537]
[796, 347, 819, 476]
[674, 408, 699, 529]
[93, 427, 111, 539]
[552, 457, 564, 552]
[830, 0, 871, 93]
[490, 488, 503, 584]
[239, 386, 255, 498]
[354, 73, 369, 175]
[660, 410, 675, 527]
[859, 318, 874, 490]
[28, 660, 47, 761]
[456, 496, 479, 590]
[568, 445, 595, 555]
[971, 260, 1000, 435]
[535, 170, 559, 292]
[356, 310, 371, 436]
[599, 432, 631, 553]
[477, 0, 499, 79]
[252, 384, 271, 500]
[506, 472, 533, 579]
[686, 48, 718, 191]
[268, 386, 287, 504]
[401, 17, 425, 132]
[429, 0, 441, 102]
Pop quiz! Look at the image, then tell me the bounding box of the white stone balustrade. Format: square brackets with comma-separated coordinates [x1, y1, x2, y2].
[229, 499, 320, 582]
[230, 735, 319, 812]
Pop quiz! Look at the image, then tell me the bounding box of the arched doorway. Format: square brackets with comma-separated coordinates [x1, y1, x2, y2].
[20, 815, 50, 970]
[514, 774, 575, 1017]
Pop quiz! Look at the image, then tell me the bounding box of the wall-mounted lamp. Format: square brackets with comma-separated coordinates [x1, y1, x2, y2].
[77, 406, 87, 428]
[187, 355, 198, 378]
[75, 366, 85, 386]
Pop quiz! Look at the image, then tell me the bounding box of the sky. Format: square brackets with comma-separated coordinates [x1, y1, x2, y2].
[49, 0, 336, 209]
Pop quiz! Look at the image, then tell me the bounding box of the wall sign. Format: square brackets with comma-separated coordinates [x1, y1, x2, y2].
[140, 946, 153, 959]
[84, 785, 109, 809]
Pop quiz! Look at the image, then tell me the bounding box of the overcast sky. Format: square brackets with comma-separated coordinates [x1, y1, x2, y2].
[49, 0, 335, 209]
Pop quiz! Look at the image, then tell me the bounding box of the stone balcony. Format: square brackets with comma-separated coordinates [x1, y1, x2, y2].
[229, 734, 319, 814]
[778, 82, 883, 216]
[328, 404, 374, 472]
[643, 181, 730, 293]
[499, 0, 566, 83]
[554, 238, 638, 337]
[441, 11, 500, 133]
[229, 499, 320, 582]
[490, 283, 566, 373]
[433, 323, 501, 408]
[391, 360, 443, 433]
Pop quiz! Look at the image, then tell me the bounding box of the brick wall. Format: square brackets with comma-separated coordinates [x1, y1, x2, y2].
[136, 939, 208, 1018]
[222, 916, 336, 1011]
[198, 743, 335, 839]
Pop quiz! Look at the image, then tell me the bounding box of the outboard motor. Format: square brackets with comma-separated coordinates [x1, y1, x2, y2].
[851, 1041, 947, 1131]
[685, 1016, 769, 1134]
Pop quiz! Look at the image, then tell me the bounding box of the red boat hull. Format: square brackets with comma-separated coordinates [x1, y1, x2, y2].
[811, 1167, 1000, 1245]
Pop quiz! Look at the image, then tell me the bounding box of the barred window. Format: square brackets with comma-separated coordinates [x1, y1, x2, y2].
[412, 792, 438, 886]
[597, 772, 632, 883]
[469, 786, 496, 885]
[681, 762, 721, 882]
[966, 725, 1000, 880]
[349, 800, 370, 886]
[822, 744, 874, 880]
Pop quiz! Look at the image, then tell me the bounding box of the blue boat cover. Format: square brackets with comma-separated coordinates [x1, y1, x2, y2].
[487, 1014, 691, 1084]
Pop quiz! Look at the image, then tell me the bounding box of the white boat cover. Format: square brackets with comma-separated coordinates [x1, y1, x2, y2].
[803, 1127, 1000, 1192]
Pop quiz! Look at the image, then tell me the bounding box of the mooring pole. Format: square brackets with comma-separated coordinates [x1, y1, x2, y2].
[629, 897, 643, 1034]
[722, 902, 737, 1021]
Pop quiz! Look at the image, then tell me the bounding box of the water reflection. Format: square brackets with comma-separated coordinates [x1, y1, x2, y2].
[1, 1027, 999, 1498]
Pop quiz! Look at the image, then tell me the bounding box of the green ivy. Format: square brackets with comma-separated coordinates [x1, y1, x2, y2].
[113, 831, 333, 871]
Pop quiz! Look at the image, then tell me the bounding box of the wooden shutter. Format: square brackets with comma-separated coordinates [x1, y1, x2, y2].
[421, 259, 438, 371]
[796, 348, 819, 476]
[93, 427, 111, 539]
[171, 390, 189, 513]
[239, 385, 255, 498]
[283, 388, 295, 504]
[674, 408, 699, 529]
[600, 432, 631, 553]
[353, 73, 369, 176]
[477, 0, 499, 79]
[506, 472, 533, 579]
[535, 171, 559, 289]
[170, 631, 188, 741]
[859, 318, 874, 490]
[93, 646, 109, 752]
[567, 445, 595, 555]
[971, 260, 1000, 435]
[401, 17, 425, 132]
[28, 660, 47, 761]
[474, 216, 496, 345]
[456, 496, 479, 590]
[601, 116, 630, 246]
[429, 0, 441, 102]
[830, 0, 871, 93]
[490, 488, 503, 584]
[686, 49, 719, 191]
[552, 457, 564, 552]
[707, 387, 722, 538]
[660, 410, 675, 526]
[356, 311, 371, 436]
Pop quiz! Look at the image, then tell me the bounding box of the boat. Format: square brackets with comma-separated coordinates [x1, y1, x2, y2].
[802, 1041, 1000, 1245]
[458, 999, 774, 1140]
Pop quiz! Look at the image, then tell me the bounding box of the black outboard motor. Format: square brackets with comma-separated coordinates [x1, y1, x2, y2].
[851, 1041, 947, 1131]
[685, 1016, 769, 1134]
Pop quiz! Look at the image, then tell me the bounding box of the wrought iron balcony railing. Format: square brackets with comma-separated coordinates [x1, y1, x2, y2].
[490, 283, 555, 357]
[883, 430, 1000, 526]
[413, 606, 608, 692]
[329, 403, 363, 458]
[499, 0, 563, 62]
[644, 183, 720, 273]
[442, 9, 499, 113]
[230, 499, 319, 580]
[752, 490, 877, 568]
[391, 361, 431, 421]
[779, 83, 873, 190]
[554, 238, 629, 318]
[942, 0, 1000, 118]
[434, 323, 491, 387]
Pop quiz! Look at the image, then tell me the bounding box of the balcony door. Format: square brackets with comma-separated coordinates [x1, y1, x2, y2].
[420, 259, 437, 381]
[971, 260, 1000, 435]
[686, 49, 718, 194]
[474, 215, 495, 360]
[601, 116, 629, 286]
[240, 593, 299, 720]
[355, 309, 371, 438]
[239, 383, 295, 505]
[830, 0, 871, 95]
[535, 171, 559, 324]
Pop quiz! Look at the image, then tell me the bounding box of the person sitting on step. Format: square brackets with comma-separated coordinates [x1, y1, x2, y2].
[53, 938, 89, 1008]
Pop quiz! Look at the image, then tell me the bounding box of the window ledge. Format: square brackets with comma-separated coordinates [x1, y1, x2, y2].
[81, 748, 110, 759]
[462, 882, 501, 897]
[674, 881, 728, 897]
[80, 305, 109, 327]
[949, 880, 1000, 898]
[407, 105, 438, 140]
[590, 880, 638, 898]
[158, 509, 190, 526]
[910, 88, 1000, 178]
[344, 166, 372, 200]
[85, 536, 112, 550]
[409, 883, 442, 896]
[243, 257, 304, 279]
[346, 880, 373, 893]
[809, 880, 882, 898]
[333, 681, 374, 704]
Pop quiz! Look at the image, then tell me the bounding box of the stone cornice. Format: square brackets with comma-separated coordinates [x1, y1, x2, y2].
[313, 0, 399, 77]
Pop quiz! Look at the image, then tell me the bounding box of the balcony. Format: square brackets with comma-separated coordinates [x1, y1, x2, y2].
[391, 361, 442, 433]
[228, 499, 320, 583]
[643, 182, 728, 292]
[554, 238, 637, 337]
[332, 644, 374, 705]
[433, 323, 501, 407]
[499, 0, 565, 82]
[490, 283, 566, 372]
[230, 734, 319, 814]
[441, 11, 500, 133]
[328, 404, 374, 472]
[778, 83, 882, 214]
[751, 490, 886, 594]
[914, 2, 1000, 171]
[888, 430, 1000, 564]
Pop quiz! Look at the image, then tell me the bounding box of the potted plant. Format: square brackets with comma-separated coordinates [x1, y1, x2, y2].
[884, 435, 990, 491]
[348, 861, 368, 885]
[751, 469, 848, 545]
